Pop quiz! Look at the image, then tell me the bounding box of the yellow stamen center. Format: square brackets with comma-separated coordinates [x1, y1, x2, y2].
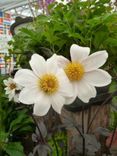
[64, 62, 84, 81]
[39, 74, 59, 94]
[9, 83, 16, 90]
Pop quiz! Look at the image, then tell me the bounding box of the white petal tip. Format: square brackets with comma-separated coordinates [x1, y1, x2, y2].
[33, 111, 47, 117]
[57, 110, 61, 114]
[33, 108, 42, 116]
[71, 44, 77, 47]
[103, 73, 112, 86]
[31, 53, 39, 58]
[102, 50, 108, 59]
[70, 44, 79, 51]
[83, 100, 89, 103]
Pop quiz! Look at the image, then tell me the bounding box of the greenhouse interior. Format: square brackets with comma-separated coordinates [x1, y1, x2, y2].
[0, 0, 117, 156]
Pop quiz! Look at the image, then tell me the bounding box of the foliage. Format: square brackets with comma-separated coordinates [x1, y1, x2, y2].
[0, 76, 34, 155]
[0, 74, 67, 156]
[48, 132, 67, 156]
[29, 120, 67, 156]
[109, 111, 117, 131]
[9, 0, 117, 76]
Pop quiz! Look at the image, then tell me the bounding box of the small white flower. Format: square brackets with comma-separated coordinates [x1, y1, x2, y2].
[3, 77, 22, 102]
[14, 54, 73, 116]
[55, 44, 112, 103]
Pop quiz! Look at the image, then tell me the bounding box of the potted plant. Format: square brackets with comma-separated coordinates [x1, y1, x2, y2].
[8, 0, 117, 155]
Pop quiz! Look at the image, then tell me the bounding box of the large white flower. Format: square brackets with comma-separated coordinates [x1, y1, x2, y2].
[14, 54, 73, 116]
[55, 44, 112, 103]
[3, 77, 22, 102]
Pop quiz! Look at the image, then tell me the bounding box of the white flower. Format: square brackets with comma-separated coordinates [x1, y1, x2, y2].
[55, 44, 112, 103]
[14, 54, 73, 116]
[3, 77, 22, 102]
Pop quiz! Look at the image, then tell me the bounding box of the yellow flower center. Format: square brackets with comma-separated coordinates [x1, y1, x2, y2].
[9, 83, 16, 90]
[39, 74, 59, 94]
[64, 62, 84, 81]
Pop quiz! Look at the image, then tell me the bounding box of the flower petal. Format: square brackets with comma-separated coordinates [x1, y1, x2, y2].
[8, 90, 15, 101]
[51, 93, 65, 114]
[65, 95, 76, 105]
[16, 84, 23, 90]
[8, 94, 13, 101]
[56, 69, 73, 97]
[82, 51, 108, 72]
[76, 80, 97, 103]
[46, 54, 58, 74]
[8, 78, 14, 83]
[65, 82, 78, 104]
[4, 78, 14, 87]
[14, 94, 19, 103]
[5, 89, 11, 94]
[29, 54, 46, 77]
[14, 69, 37, 87]
[3, 80, 9, 86]
[70, 44, 90, 62]
[19, 87, 40, 104]
[55, 55, 70, 68]
[34, 94, 51, 116]
[83, 69, 112, 87]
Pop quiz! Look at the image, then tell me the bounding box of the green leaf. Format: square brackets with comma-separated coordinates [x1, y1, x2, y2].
[94, 30, 109, 49]
[112, 96, 117, 105]
[5, 142, 25, 156]
[109, 81, 117, 93]
[105, 38, 117, 47]
[0, 131, 8, 142]
[0, 131, 9, 150]
[9, 109, 33, 133]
